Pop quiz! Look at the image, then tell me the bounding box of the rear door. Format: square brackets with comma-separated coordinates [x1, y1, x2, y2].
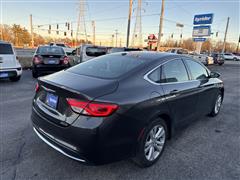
[0, 43, 17, 69]
[160, 59, 200, 126]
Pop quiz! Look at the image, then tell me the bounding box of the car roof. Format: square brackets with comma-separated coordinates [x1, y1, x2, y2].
[111, 51, 183, 63]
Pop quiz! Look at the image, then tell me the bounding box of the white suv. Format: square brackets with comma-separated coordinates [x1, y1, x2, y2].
[223, 53, 240, 61]
[0, 41, 22, 81]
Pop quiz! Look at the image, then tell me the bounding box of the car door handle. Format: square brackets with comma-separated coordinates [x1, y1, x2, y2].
[170, 89, 179, 94]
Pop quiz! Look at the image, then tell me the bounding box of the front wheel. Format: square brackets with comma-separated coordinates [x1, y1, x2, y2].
[133, 118, 167, 168]
[210, 93, 223, 117]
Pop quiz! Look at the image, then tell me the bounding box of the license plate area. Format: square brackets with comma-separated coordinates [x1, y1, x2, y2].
[0, 72, 8, 78]
[48, 59, 56, 64]
[46, 93, 58, 109]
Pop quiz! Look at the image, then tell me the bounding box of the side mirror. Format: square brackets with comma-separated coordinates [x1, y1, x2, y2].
[210, 71, 220, 78]
[71, 49, 76, 56]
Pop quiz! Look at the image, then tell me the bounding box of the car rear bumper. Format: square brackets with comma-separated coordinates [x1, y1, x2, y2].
[0, 67, 22, 78]
[31, 105, 136, 165]
[33, 64, 69, 74]
[33, 127, 87, 163]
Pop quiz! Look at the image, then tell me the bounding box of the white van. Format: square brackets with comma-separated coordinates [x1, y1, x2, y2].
[0, 41, 22, 81]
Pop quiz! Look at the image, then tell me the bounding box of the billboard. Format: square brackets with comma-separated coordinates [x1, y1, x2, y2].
[192, 26, 211, 37]
[193, 38, 207, 42]
[193, 13, 214, 25]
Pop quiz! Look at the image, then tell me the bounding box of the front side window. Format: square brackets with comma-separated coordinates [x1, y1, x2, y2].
[161, 59, 189, 83]
[185, 59, 209, 80]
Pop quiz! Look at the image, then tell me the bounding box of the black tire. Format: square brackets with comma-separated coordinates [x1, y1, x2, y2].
[133, 118, 168, 168]
[218, 62, 224, 66]
[32, 69, 38, 78]
[233, 57, 237, 61]
[209, 93, 223, 117]
[10, 76, 21, 82]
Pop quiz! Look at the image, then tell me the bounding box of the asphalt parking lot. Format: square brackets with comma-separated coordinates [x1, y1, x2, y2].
[0, 62, 240, 180]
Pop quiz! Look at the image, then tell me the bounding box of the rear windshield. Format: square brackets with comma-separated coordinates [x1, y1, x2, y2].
[67, 54, 147, 79]
[86, 47, 107, 57]
[37, 46, 64, 55]
[0, 44, 14, 54]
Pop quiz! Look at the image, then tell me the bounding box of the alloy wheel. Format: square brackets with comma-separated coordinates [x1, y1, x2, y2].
[144, 125, 166, 161]
[214, 95, 222, 114]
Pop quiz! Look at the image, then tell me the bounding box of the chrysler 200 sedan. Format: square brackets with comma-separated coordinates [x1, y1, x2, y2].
[31, 52, 224, 167]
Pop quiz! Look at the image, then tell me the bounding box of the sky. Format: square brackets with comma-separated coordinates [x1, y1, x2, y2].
[1, 0, 239, 46]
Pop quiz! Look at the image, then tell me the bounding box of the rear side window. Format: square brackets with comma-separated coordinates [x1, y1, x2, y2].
[148, 68, 161, 83]
[185, 59, 209, 80]
[68, 54, 147, 79]
[0, 44, 14, 54]
[86, 47, 107, 57]
[161, 59, 189, 83]
[37, 46, 64, 55]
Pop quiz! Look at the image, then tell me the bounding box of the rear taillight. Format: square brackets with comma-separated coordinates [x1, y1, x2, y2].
[62, 56, 69, 65]
[33, 56, 42, 64]
[67, 98, 118, 117]
[35, 82, 39, 92]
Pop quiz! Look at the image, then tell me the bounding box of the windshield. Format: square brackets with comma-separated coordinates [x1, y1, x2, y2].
[67, 54, 147, 79]
[37, 46, 65, 55]
[0, 44, 14, 54]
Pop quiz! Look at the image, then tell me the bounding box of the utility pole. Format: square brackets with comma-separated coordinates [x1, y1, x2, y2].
[236, 35, 240, 53]
[30, 14, 34, 48]
[126, 0, 133, 47]
[0, 24, 3, 40]
[222, 17, 230, 53]
[115, 30, 118, 47]
[92, 21, 96, 45]
[157, 0, 165, 51]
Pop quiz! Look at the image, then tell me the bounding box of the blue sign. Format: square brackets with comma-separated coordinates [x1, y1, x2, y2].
[193, 38, 207, 42]
[193, 13, 214, 25]
[192, 25, 211, 37]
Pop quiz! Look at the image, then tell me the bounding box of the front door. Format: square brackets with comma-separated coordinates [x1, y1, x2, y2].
[160, 59, 200, 127]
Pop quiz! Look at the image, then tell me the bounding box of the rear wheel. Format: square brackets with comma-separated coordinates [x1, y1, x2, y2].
[133, 118, 167, 168]
[210, 93, 223, 117]
[10, 76, 21, 82]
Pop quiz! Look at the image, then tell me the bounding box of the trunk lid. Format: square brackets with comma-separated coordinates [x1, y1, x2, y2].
[34, 70, 118, 125]
[41, 54, 62, 65]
